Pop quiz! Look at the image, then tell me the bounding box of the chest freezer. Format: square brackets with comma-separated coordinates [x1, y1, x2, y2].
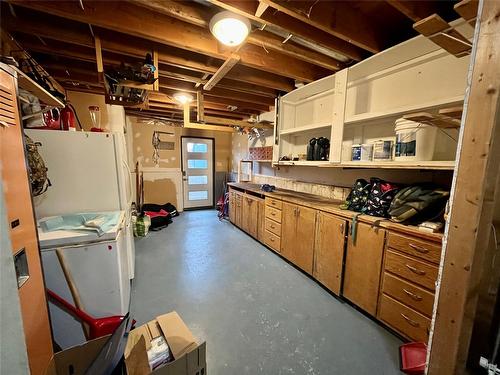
[38, 211, 130, 349]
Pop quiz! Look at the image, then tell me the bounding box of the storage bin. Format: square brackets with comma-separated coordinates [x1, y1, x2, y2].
[395, 119, 437, 161]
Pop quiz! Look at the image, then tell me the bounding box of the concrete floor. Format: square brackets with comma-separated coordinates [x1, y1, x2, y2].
[130, 210, 403, 375]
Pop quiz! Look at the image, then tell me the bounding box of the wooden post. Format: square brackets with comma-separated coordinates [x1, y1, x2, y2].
[197, 90, 204, 123]
[153, 49, 159, 91]
[94, 35, 104, 83]
[427, 0, 500, 373]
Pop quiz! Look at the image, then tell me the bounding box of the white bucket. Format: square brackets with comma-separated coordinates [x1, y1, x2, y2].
[394, 118, 437, 161]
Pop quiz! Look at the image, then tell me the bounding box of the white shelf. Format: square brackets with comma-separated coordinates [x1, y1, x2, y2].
[243, 160, 272, 163]
[280, 122, 331, 135]
[282, 88, 335, 105]
[276, 160, 331, 167]
[344, 96, 464, 125]
[323, 160, 456, 170]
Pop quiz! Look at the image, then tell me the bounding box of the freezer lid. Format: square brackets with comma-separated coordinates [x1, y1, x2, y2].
[37, 211, 126, 250]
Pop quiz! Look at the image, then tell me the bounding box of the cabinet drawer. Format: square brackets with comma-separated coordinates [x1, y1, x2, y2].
[265, 206, 282, 223]
[264, 230, 281, 252]
[265, 218, 281, 236]
[382, 273, 435, 317]
[378, 294, 431, 342]
[385, 251, 438, 291]
[387, 232, 442, 264]
[265, 197, 282, 210]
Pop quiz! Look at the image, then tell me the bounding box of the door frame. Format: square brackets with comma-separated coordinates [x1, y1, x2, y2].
[180, 136, 216, 210]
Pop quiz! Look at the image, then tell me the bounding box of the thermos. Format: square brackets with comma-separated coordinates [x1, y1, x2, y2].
[307, 138, 317, 161]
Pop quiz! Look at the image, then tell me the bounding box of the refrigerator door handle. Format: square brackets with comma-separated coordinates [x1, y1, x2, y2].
[122, 159, 133, 206]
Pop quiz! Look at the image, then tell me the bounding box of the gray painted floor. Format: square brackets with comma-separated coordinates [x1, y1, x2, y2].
[130, 210, 402, 375]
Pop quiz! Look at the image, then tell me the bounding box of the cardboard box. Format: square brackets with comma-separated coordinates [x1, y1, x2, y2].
[125, 311, 206, 375]
[44, 311, 206, 375]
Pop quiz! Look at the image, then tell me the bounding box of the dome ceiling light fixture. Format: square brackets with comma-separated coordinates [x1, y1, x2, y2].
[173, 92, 193, 105]
[209, 11, 251, 47]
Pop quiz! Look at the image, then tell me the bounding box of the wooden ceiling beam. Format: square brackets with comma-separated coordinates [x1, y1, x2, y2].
[46, 62, 273, 109]
[208, 0, 366, 61]
[130, 0, 344, 71]
[2, 12, 292, 92]
[7, 0, 329, 82]
[203, 54, 240, 91]
[259, 0, 381, 53]
[385, 0, 438, 22]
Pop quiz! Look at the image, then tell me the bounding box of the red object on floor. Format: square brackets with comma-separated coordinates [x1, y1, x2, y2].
[400, 342, 427, 375]
[144, 209, 170, 218]
[47, 289, 131, 340]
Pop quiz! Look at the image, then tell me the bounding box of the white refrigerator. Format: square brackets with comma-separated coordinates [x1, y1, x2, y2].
[26, 130, 136, 279]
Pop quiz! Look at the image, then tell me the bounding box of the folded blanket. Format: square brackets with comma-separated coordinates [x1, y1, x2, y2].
[39, 212, 122, 237]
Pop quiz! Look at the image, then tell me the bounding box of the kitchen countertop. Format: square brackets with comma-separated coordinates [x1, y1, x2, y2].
[228, 182, 443, 242]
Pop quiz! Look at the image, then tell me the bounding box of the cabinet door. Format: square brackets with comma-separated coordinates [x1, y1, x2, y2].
[257, 199, 266, 242]
[234, 193, 242, 228]
[313, 212, 346, 295]
[228, 191, 236, 224]
[343, 222, 386, 316]
[292, 205, 316, 274]
[242, 195, 258, 238]
[280, 202, 296, 262]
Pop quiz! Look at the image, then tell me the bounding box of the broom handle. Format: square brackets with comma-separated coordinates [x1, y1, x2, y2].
[55, 248, 89, 338]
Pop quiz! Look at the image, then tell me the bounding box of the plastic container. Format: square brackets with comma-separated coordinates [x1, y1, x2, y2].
[372, 140, 394, 161]
[395, 118, 437, 161]
[360, 144, 373, 161]
[400, 342, 426, 375]
[351, 144, 361, 161]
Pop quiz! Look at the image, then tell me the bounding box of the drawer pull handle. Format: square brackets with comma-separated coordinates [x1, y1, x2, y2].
[409, 243, 430, 253]
[271, 212, 276, 216]
[270, 237, 275, 242]
[401, 313, 420, 327]
[271, 224, 275, 229]
[403, 288, 423, 301]
[406, 264, 426, 275]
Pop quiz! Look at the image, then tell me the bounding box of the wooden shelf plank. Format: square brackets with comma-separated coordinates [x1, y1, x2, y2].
[13, 67, 65, 108]
[344, 96, 464, 125]
[403, 112, 461, 128]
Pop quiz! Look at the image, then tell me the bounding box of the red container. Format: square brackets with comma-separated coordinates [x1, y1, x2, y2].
[400, 342, 427, 375]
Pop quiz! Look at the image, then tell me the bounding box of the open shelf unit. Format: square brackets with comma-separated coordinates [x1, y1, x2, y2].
[272, 30, 472, 170]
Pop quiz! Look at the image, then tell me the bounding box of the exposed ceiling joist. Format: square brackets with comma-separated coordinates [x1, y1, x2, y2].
[203, 54, 240, 91]
[259, 0, 382, 53]
[130, 0, 344, 71]
[2, 12, 292, 92]
[385, 0, 436, 22]
[207, 0, 366, 61]
[255, 1, 269, 17]
[7, 0, 329, 82]
[454, 0, 478, 25]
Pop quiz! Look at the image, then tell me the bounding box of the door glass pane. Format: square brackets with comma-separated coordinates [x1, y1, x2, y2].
[188, 191, 208, 200]
[187, 159, 208, 169]
[187, 143, 208, 153]
[188, 175, 208, 185]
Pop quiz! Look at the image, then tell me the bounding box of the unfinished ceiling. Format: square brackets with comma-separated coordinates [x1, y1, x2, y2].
[1, 0, 460, 121]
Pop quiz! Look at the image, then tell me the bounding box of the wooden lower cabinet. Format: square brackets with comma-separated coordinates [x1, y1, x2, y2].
[313, 212, 347, 295]
[343, 222, 386, 316]
[378, 294, 431, 343]
[228, 189, 263, 240]
[241, 195, 259, 238]
[233, 192, 243, 228]
[281, 202, 316, 274]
